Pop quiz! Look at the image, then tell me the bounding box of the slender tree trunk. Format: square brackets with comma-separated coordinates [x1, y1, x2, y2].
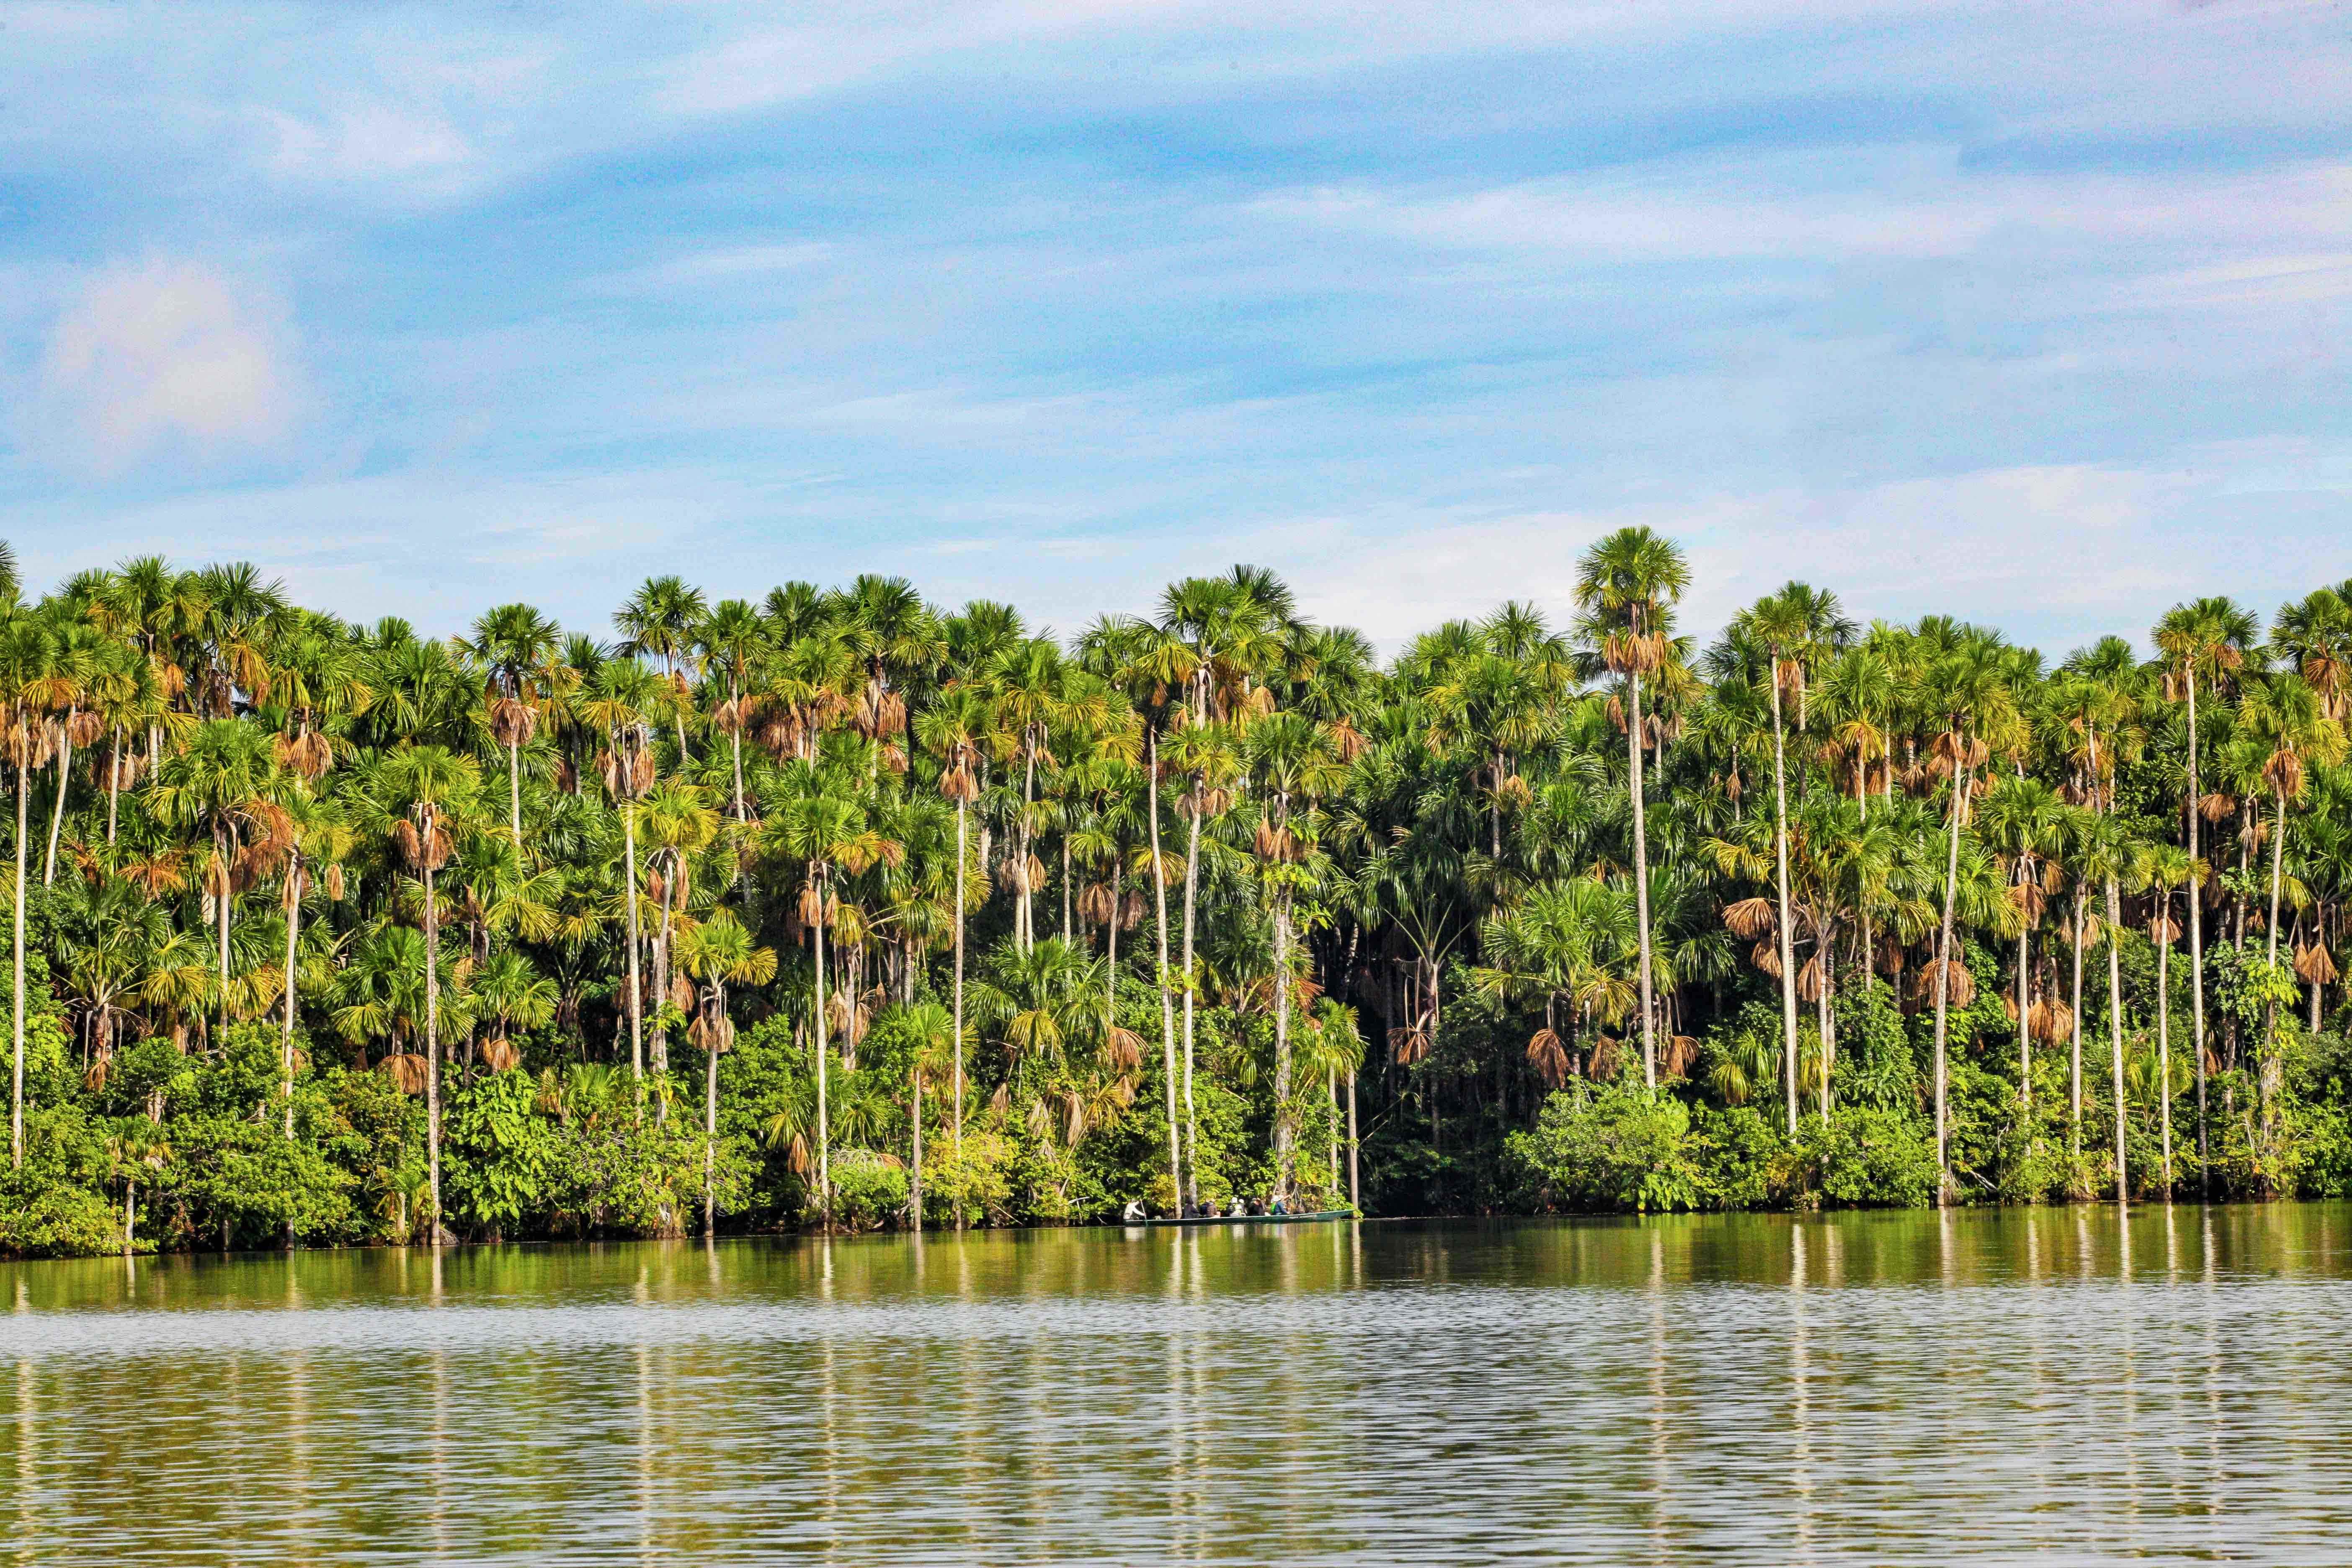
[9, 755, 23, 1169]
[43, 715, 71, 888]
[507, 740, 522, 842]
[909, 1066, 924, 1232]
[281, 852, 301, 1142]
[2158, 901, 2174, 1199]
[1149, 735, 1179, 1208]
[216, 824, 232, 1031]
[106, 727, 121, 846]
[424, 853, 445, 1245]
[2264, 791, 2288, 1122]
[1931, 755, 1967, 1200]
[1628, 669, 1656, 1088]
[1817, 932, 1834, 1123]
[1769, 671, 1799, 1132]
[730, 679, 746, 823]
[2107, 875, 2127, 1203]
[2017, 901, 2032, 1106]
[1180, 798, 1204, 1209]
[623, 799, 644, 1107]
[651, 868, 673, 1119]
[1346, 1073, 1360, 1210]
[813, 872, 832, 1230]
[952, 798, 966, 1153]
[1019, 744, 1037, 952]
[1272, 890, 1296, 1201]
[704, 983, 722, 1236]
[2070, 891, 2085, 1157]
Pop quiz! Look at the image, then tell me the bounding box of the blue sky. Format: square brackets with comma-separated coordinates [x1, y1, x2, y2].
[2, 1, 2347, 655]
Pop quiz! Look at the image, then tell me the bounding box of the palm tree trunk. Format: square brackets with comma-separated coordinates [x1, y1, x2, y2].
[2017, 900, 2032, 1106]
[952, 797, 967, 1154]
[216, 824, 232, 1030]
[507, 740, 523, 842]
[2106, 874, 2127, 1203]
[281, 851, 301, 1142]
[2173, 672, 2192, 1189]
[1180, 797, 1203, 1210]
[908, 1062, 925, 1231]
[43, 715, 71, 888]
[651, 871, 673, 1117]
[2158, 899, 2174, 1199]
[1628, 670, 1657, 1088]
[623, 799, 644, 1105]
[1019, 744, 1037, 952]
[107, 727, 121, 846]
[424, 854, 445, 1246]
[704, 981, 723, 1236]
[1816, 932, 1834, 1123]
[2264, 790, 2288, 1121]
[1272, 891, 1296, 1201]
[1769, 671, 1798, 1132]
[9, 755, 23, 1170]
[1346, 1073, 1360, 1210]
[2070, 891, 2085, 1157]
[1931, 755, 1967, 1200]
[1148, 736, 1179, 1208]
[812, 872, 832, 1230]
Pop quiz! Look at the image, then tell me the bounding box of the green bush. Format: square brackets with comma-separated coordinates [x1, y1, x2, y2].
[0, 1171, 122, 1258]
[1507, 1082, 1704, 1212]
[830, 1149, 910, 1230]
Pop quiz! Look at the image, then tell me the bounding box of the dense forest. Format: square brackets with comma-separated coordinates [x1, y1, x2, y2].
[3, 530, 2350, 1256]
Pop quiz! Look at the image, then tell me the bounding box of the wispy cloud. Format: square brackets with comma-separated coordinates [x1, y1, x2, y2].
[26, 260, 304, 479]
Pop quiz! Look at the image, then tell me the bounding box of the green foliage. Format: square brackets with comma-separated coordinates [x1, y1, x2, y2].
[1508, 1082, 1704, 1212]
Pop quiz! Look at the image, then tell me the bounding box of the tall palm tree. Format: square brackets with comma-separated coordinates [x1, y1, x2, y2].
[616, 575, 708, 762]
[914, 684, 993, 1150]
[677, 909, 776, 1234]
[372, 744, 482, 1244]
[464, 602, 561, 841]
[2153, 596, 2257, 1194]
[2237, 671, 2347, 1114]
[696, 598, 768, 822]
[1725, 582, 1854, 1132]
[1574, 526, 1689, 1088]
[149, 718, 282, 1031]
[1245, 711, 1345, 1200]
[2141, 841, 2200, 1198]
[579, 659, 660, 1099]
[764, 761, 898, 1228]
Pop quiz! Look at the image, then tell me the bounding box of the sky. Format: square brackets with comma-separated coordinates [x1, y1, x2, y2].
[1, 0, 2347, 657]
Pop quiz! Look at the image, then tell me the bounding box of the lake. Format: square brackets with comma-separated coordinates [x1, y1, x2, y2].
[7, 1206, 2352, 1564]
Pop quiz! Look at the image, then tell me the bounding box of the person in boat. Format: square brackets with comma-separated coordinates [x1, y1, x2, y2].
[1122, 1199, 1148, 1222]
[1246, 1196, 1265, 1217]
[1228, 1196, 1247, 1217]
[1269, 1193, 1289, 1216]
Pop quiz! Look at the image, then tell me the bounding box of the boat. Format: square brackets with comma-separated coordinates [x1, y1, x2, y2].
[1130, 1210, 1354, 1228]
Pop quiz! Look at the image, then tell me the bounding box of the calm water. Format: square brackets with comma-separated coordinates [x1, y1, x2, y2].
[7, 1207, 2352, 1564]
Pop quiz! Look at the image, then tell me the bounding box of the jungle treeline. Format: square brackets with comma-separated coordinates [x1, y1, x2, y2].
[2, 531, 2349, 1256]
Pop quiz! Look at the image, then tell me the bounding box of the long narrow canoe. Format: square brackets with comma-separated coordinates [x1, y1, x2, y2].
[1130, 1210, 1354, 1228]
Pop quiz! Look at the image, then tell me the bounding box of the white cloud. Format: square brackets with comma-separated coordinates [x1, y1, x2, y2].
[30, 260, 304, 479]
[263, 104, 473, 179]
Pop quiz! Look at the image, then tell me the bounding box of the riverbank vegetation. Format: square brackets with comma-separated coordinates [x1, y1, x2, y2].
[3, 535, 2351, 1255]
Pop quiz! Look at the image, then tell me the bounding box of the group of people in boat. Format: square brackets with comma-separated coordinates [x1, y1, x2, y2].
[1120, 1194, 1293, 1222]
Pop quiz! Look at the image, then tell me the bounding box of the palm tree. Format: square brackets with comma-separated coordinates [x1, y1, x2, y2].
[616, 575, 708, 762]
[464, 602, 561, 841]
[2153, 596, 2257, 1194]
[2141, 841, 2200, 1198]
[764, 761, 898, 1228]
[1921, 633, 2014, 1197]
[148, 717, 281, 1032]
[1725, 582, 1854, 1132]
[696, 598, 768, 822]
[0, 595, 58, 1168]
[914, 683, 993, 1151]
[1245, 711, 1345, 1200]
[676, 909, 776, 1234]
[877, 998, 956, 1228]
[2237, 671, 2348, 1111]
[578, 659, 660, 1099]
[372, 744, 483, 1244]
[1574, 526, 1689, 1088]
